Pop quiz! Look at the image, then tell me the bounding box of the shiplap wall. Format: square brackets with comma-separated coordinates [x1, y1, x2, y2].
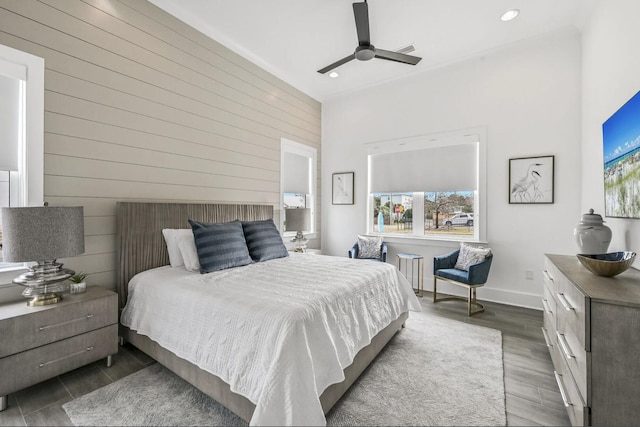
[0, 0, 321, 297]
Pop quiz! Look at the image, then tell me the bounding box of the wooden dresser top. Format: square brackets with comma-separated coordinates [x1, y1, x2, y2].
[546, 254, 640, 308]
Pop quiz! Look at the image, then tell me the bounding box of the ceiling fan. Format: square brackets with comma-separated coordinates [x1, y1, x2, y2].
[317, 0, 422, 74]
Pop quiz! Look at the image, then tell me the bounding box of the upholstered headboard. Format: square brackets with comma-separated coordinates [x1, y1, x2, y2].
[116, 202, 273, 309]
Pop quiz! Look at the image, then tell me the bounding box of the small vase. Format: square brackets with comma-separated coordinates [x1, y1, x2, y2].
[574, 209, 612, 254]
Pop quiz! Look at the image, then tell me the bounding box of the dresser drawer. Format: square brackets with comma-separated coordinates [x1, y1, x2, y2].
[0, 324, 118, 396]
[553, 367, 588, 426]
[556, 276, 589, 352]
[541, 285, 557, 351]
[543, 259, 560, 296]
[557, 315, 588, 402]
[0, 292, 117, 358]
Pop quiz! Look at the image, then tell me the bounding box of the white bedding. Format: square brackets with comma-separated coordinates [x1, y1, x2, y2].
[120, 253, 421, 426]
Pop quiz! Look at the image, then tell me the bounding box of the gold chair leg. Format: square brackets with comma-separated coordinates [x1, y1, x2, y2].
[433, 276, 485, 316]
[433, 277, 437, 302]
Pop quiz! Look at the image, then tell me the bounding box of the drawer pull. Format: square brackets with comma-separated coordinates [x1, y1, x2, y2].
[541, 298, 553, 314]
[557, 293, 575, 311]
[543, 270, 554, 282]
[554, 371, 573, 407]
[556, 331, 575, 359]
[541, 327, 553, 348]
[38, 314, 94, 331]
[38, 346, 94, 368]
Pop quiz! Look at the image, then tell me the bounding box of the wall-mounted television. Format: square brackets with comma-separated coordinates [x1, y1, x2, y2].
[603, 90, 640, 218]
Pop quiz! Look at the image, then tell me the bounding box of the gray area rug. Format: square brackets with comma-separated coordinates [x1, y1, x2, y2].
[63, 312, 505, 426]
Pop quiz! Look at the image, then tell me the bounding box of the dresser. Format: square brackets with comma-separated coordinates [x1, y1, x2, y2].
[0, 287, 118, 410]
[543, 254, 640, 426]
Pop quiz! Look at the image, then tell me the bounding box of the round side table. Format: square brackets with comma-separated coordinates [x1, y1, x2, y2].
[396, 253, 424, 297]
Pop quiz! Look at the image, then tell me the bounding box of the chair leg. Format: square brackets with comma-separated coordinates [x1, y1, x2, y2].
[433, 277, 437, 302]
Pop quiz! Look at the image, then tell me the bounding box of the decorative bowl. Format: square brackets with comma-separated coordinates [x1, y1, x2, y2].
[576, 251, 636, 277]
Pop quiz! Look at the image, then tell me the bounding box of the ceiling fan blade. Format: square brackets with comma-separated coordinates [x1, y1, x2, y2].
[374, 48, 422, 65]
[353, 2, 370, 46]
[317, 53, 356, 74]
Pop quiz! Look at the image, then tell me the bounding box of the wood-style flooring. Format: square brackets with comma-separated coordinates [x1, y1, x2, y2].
[0, 293, 570, 426]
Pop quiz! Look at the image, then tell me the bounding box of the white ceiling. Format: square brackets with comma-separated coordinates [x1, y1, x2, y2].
[149, 0, 593, 102]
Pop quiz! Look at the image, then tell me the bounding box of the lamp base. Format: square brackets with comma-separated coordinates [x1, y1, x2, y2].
[291, 231, 308, 253]
[14, 260, 74, 307]
[26, 293, 63, 307]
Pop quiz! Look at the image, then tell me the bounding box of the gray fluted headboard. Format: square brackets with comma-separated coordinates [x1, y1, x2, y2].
[116, 202, 273, 309]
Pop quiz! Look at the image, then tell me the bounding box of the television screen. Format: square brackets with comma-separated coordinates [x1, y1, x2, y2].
[603, 90, 640, 218]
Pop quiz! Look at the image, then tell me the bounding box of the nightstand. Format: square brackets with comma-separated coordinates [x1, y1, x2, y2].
[0, 287, 118, 411]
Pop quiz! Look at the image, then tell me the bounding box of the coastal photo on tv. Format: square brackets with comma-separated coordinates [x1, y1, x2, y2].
[603, 90, 640, 218]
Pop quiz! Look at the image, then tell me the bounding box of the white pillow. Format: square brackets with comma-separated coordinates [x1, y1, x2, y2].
[161, 229, 193, 268]
[454, 242, 492, 271]
[178, 236, 201, 272]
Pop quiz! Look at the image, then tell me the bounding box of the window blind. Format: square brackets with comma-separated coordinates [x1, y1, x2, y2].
[369, 142, 478, 193]
[282, 152, 310, 194]
[0, 72, 22, 171]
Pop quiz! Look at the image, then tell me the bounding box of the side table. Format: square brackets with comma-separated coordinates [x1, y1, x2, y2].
[0, 287, 118, 411]
[397, 253, 424, 297]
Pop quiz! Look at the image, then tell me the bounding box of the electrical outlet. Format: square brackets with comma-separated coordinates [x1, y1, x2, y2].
[525, 270, 534, 280]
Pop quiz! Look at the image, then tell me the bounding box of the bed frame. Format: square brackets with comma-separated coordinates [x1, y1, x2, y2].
[116, 201, 407, 423]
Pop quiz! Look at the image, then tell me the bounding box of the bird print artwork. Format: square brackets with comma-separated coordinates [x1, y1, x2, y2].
[509, 157, 554, 204]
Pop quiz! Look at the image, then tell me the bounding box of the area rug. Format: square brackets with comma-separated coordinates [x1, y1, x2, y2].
[63, 312, 506, 426]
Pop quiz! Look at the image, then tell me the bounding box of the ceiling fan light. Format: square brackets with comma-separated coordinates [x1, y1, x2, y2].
[328, 71, 340, 79]
[501, 9, 520, 22]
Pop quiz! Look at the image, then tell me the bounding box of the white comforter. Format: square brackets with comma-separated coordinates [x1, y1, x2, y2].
[120, 253, 421, 426]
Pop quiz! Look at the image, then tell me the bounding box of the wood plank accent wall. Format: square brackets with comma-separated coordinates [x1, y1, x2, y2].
[0, 0, 321, 295]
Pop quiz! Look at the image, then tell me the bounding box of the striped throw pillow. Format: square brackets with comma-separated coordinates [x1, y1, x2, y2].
[188, 219, 253, 273]
[241, 219, 289, 262]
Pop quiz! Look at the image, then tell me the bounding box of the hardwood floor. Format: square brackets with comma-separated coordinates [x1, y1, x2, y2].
[0, 293, 570, 426]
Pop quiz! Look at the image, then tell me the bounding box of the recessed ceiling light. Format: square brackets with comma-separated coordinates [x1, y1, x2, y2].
[328, 71, 340, 79]
[501, 9, 520, 22]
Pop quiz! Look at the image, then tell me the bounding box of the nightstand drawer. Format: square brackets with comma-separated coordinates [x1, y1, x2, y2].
[0, 291, 117, 358]
[0, 324, 118, 396]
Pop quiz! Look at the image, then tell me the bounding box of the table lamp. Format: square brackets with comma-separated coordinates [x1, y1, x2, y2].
[1, 206, 85, 306]
[285, 208, 310, 253]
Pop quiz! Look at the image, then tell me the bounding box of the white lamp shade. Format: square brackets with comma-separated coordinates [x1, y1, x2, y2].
[1, 206, 85, 262]
[285, 208, 311, 232]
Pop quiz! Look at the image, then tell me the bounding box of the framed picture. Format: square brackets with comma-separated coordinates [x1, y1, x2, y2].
[509, 155, 554, 204]
[332, 172, 354, 205]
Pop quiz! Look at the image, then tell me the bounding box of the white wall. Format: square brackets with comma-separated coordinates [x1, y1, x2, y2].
[322, 29, 582, 308]
[581, 0, 640, 255]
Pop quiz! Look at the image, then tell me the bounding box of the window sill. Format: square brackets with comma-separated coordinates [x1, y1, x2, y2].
[0, 266, 26, 288]
[370, 233, 488, 248]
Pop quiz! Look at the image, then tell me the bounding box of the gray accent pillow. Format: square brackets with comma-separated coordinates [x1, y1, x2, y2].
[454, 242, 492, 271]
[357, 235, 383, 259]
[188, 219, 253, 273]
[241, 219, 289, 262]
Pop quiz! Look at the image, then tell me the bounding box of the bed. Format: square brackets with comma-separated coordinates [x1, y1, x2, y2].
[116, 202, 420, 426]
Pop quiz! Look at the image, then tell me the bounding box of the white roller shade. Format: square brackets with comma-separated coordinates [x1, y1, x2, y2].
[283, 152, 310, 194]
[370, 142, 478, 193]
[0, 73, 21, 171]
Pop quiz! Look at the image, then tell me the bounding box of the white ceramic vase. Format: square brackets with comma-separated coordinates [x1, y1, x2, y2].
[574, 209, 612, 254]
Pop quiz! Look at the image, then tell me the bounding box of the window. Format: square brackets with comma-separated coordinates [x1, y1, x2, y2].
[367, 129, 485, 242]
[280, 138, 317, 235]
[0, 44, 44, 274]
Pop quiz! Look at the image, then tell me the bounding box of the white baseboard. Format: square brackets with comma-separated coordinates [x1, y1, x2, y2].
[430, 277, 542, 311]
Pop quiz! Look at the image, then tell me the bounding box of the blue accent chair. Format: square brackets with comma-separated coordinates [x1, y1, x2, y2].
[433, 248, 493, 315]
[348, 242, 388, 262]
